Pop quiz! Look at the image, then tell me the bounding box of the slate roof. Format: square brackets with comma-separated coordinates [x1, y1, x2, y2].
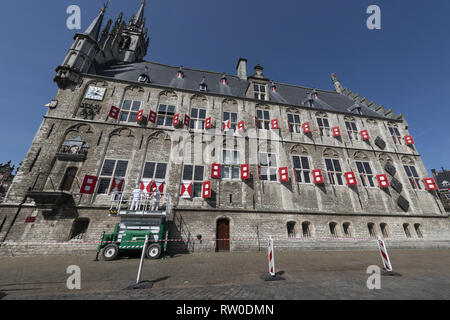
[433, 169, 450, 190]
[90, 60, 393, 120]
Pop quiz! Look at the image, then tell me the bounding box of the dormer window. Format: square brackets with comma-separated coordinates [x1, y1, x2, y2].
[254, 84, 266, 100]
[138, 74, 150, 83]
[221, 74, 228, 85]
[199, 77, 207, 92]
[271, 82, 276, 92]
[177, 67, 184, 79]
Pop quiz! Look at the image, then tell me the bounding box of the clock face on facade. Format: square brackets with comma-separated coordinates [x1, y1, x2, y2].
[85, 86, 106, 101]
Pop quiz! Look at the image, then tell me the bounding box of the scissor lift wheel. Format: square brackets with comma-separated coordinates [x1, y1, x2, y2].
[146, 244, 162, 259]
[102, 244, 119, 261]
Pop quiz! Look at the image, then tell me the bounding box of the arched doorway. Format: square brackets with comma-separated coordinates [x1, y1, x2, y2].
[216, 218, 230, 252]
[60, 167, 78, 191]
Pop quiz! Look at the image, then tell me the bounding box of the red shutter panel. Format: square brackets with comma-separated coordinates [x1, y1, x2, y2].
[279, 167, 289, 182]
[136, 109, 146, 125]
[376, 174, 390, 188]
[223, 120, 231, 132]
[148, 110, 157, 123]
[241, 164, 250, 180]
[109, 177, 125, 194]
[271, 119, 279, 130]
[173, 113, 181, 127]
[312, 169, 324, 184]
[184, 114, 191, 127]
[404, 135, 415, 145]
[332, 127, 341, 137]
[205, 117, 212, 129]
[202, 181, 211, 198]
[258, 165, 262, 180]
[345, 172, 358, 186]
[360, 130, 370, 140]
[181, 181, 193, 198]
[108, 106, 120, 119]
[302, 122, 311, 133]
[238, 121, 245, 132]
[423, 178, 438, 190]
[80, 175, 98, 194]
[211, 163, 221, 179]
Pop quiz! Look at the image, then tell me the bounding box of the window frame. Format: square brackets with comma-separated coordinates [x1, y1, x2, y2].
[142, 162, 168, 181]
[292, 155, 312, 184]
[404, 165, 422, 190]
[119, 99, 141, 123]
[223, 111, 238, 132]
[182, 164, 205, 198]
[97, 159, 129, 195]
[388, 126, 402, 145]
[355, 161, 376, 188]
[221, 149, 241, 181]
[190, 107, 207, 130]
[317, 117, 331, 137]
[253, 84, 267, 100]
[345, 121, 359, 140]
[157, 104, 176, 127]
[287, 113, 302, 133]
[259, 152, 278, 182]
[324, 158, 344, 186]
[256, 109, 271, 130]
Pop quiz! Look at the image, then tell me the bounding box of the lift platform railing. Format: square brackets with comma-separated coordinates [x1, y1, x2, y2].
[109, 192, 161, 215]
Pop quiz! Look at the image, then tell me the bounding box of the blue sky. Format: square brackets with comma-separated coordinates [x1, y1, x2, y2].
[1, 0, 449, 173]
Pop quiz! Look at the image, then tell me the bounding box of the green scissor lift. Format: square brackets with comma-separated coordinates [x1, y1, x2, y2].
[97, 193, 172, 261]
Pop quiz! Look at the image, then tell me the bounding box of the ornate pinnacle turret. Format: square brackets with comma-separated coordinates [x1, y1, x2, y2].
[331, 73, 344, 94]
[84, 6, 107, 41]
[135, 1, 146, 26]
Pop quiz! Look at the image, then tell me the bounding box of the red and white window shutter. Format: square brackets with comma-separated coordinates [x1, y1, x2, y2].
[108, 106, 120, 120]
[140, 179, 153, 193]
[181, 181, 193, 198]
[202, 181, 211, 199]
[271, 119, 279, 130]
[136, 110, 145, 124]
[148, 110, 157, 123]
[302, 122, 311, 134]
[423, 178, 438, 190]
[110, 177, 125, 194]
[241, 164, 250, 180]
[80, 175, 98, 194]
[376, 174, 390, 188]
[279, 167, 289, 182]
[205, 117, 213, 129]
[184, 114, 191, 127]
[223, 120, 231, 132]
[312, 169, 324, 184]
[238, 121, 245, 132]
[360, 130, 370, 140]
[345, 172, 358, 186]
[173, 113, 181, 127]
[332, 127, 341, 137]
[404, 136, 415, 145]
[211, 163, 221, 179]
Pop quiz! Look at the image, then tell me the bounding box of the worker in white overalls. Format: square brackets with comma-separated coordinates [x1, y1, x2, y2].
[152, 189, 161, 211]
[130, 185, 143, 211]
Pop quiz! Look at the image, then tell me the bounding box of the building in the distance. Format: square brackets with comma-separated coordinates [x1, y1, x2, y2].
[0, 161, 15, 202]
[0, 2, 449, 253]
[432, 168, 450, 212]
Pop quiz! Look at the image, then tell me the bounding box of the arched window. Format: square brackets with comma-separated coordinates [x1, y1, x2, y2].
[414, 223, 423, 238]
[403, 223, 412, 238]
[329, 222, 338, 237]
[302, 222, 311, 238]
[287, 222, 296, 238]
[343, 222, 351, 237]
[69, 218, 89, 240]
[380, 223, 389, 238]
[368, 223, 376, 238]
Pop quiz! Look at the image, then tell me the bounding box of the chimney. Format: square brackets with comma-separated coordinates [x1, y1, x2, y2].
[236, 58, 247, 80]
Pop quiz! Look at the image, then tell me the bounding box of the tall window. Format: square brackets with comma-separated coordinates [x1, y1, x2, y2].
[368, 223, 376, 238]
[403, 223, 411, 238]
[325, 158, 344, 185]
[97, 159, 128, 194]
[157, 104, 176, 127]
[254, 84, 266, 100]
[404, 165, 421, 189]
[287, 222, 296, 238]
[259, 153, 277, 181]
[287, 114, 302, 133]
[120, 100, 141, 123]
[329, 222, 338, 237]
[292, 156, 311, 184]
[380, 223, 389, 238]
[256, 109, 270, 130]
[190, 108, 207, 130]
[142, 162, 167, 180]
[343, 222, 351, 237]
[182, 165, 204, 198]
[223, 112, 238, 132]
[317, 117, 331, 137]
[302, 222, 311, 238]
[222, 149, 240, 180]
[345, 121, 359, 140]
[356, 161, 375, 187]
[388, 126, 402, 145]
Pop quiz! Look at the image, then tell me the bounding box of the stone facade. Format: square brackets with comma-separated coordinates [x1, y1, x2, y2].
[432, 168, 450, 212]
[1, 2, 449, 255]
[0, 161, 15, 202]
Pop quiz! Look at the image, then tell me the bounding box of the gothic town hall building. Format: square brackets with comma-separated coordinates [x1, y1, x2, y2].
[1, 2, 449, 254]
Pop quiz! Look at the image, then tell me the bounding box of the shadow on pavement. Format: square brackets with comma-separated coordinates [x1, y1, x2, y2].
[0, 292, 7, 300]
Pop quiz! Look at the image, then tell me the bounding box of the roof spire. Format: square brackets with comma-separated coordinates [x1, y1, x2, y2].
[84, 5, 107, 41]
[135, 1, 146, 26]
